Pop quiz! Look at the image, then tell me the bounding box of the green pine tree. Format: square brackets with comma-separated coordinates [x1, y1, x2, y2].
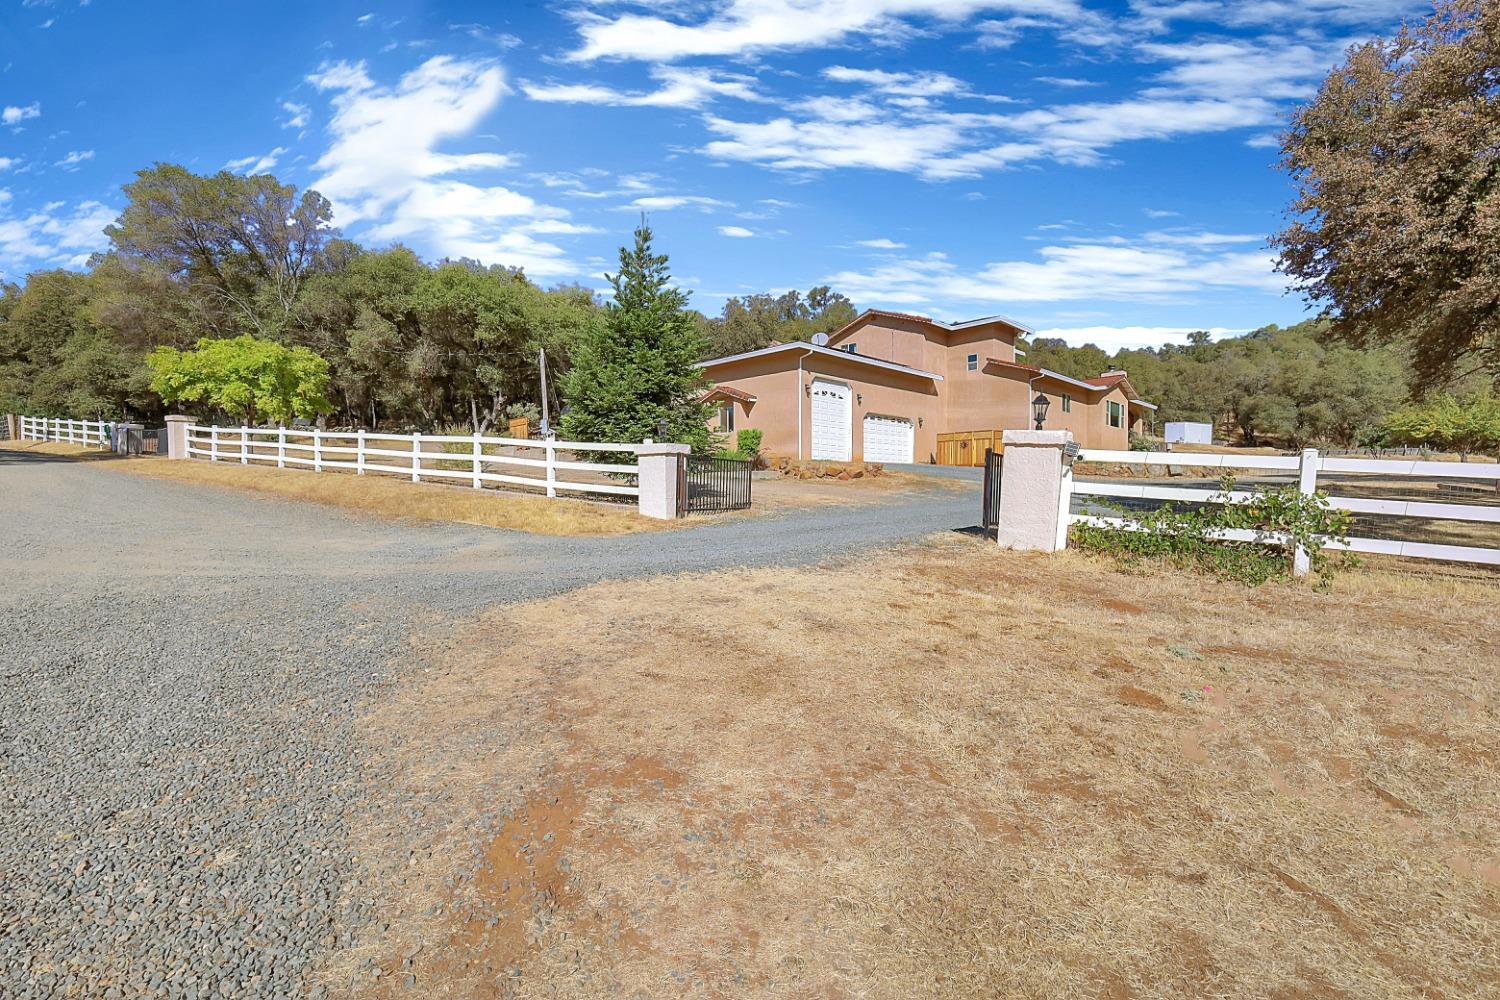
[560, 221, 713, 451]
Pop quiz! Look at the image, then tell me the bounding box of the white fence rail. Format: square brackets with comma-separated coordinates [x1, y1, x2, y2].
[19, 415, 113, 448]
[185, 424, 641, 499]
[1072, 448, 1500, 569]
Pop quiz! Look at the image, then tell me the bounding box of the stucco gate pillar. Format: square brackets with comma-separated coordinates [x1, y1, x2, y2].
[995, 429, 1075, 552]
[635, 441, 691, 520]
[164, 415, 195, 460]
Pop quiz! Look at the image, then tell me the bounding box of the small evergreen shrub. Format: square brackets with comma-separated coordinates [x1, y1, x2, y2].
[735, 429, 763, 466]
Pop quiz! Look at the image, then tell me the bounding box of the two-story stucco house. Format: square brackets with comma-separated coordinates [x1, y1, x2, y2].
[697, 309, 1156, 464]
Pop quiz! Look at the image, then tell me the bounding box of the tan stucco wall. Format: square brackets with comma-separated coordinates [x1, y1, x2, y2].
[702, 349, 941, 463]
[1086, 385, 1131, 450]
[959, 369, 1133, 450]
[824, 315, 1020, 377]
[699, 354, 803, 458]
[824, 315, 935, 372]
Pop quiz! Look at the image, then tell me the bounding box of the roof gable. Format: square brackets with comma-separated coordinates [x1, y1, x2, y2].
[827, 308, 1033, 344]
[697, 340, 944, 381]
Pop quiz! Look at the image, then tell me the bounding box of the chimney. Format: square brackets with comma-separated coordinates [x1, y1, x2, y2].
[1102, 369, 1127, 378]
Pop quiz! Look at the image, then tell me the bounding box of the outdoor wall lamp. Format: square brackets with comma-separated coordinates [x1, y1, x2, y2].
[656, 417, 669, 440]
[856, 393, 863, 405]
[1032, 392, 1050, 430]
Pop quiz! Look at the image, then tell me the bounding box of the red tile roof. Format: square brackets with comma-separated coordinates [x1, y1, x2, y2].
[984, 358, 1043, 376]
[698, 385, 758, 404]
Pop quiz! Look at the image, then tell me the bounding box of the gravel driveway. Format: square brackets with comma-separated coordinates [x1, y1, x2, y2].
[0, 450, 975, 998]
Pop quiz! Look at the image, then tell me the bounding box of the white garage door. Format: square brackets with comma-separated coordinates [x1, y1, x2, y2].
[810, 379, 851, 461]
[863, 414, 913, 463]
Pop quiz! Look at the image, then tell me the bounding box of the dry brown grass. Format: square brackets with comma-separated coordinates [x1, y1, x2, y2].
[332, 540, 1500, 999]
[110, 458, 673, 536]
[0, 439, 120, 460]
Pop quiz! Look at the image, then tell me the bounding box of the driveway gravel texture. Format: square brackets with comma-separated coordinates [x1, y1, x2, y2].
[0, 449, 975, 999]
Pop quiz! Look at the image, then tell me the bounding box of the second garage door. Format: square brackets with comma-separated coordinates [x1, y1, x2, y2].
[862, 414, 914, 463]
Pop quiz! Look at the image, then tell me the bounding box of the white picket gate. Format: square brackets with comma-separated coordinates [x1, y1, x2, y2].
[184, 424, 641, 499]
[1071, 448, 1500, 569]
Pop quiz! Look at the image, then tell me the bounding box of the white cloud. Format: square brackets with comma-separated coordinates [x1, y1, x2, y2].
[567, 0, 1092, 62]
[522, 66, 761, 109]
[54, 149, 94, 170]
[717, 225, 755, 237]
[856, 237, 906, 249]
[1036, 76, 1096, 87]
[822, 65, 970, 99]
[281, 101, 310, 129]
[224, 147, 288, 174]
[308, 55, 586, 277]
[821, 231, 1286, 311]
[702, 112, 968, 176]
[0, 198, 116, 279]
[1034, 325, 1248, 351]
[1138, 38, 1333, 102]
[3, 102, 41, 126]
[698, 36, 1299, 181]
[0, 158, 14, 171]
[621, 194, 729, 211]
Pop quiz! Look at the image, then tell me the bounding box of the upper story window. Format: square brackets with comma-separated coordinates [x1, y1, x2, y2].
[967, 354, 978, 371]
[1062, 393, 1072, 413]
[718, 403, 735, 431]
[1107, 400, 1123, 428]
[840, 343, 857, 354]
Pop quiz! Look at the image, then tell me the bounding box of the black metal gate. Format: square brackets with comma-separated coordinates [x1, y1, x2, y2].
[680, 455, 752, 514]
[981, 448, 1003, 535]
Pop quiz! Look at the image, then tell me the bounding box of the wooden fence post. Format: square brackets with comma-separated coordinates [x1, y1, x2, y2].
[210, 426, 219, 462]
[277, 427, 286, 468]
[356, 428, 366, 476]
[313, 428, 323, 473]
[412, 432, 421, 483]
[240, 427, 249, 465]
[472, 433, 482, 489]
[1293, 447, 1320, 577]
[545, 439, 557, 498]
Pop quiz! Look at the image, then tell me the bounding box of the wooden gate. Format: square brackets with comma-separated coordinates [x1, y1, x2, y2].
[937, 430, 1004, 467]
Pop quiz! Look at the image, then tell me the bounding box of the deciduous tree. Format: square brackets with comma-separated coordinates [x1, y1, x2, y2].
[1274, 0, 1500, 389]
[147, 334, 333, 425]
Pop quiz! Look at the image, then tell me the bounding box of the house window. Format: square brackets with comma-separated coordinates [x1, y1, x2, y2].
[1062, 393, 1072, 413]
[967, 353, 978, 371]
[1107, 400, 1123, 428]
[841, 343, 857, 354]
[718, 403, 735, 431]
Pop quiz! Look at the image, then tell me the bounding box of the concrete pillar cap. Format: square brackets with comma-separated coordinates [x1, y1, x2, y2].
[1001, 429, 1074, 447]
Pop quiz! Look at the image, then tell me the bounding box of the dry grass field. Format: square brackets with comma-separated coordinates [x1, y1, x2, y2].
[332, 538, 1500, 1000]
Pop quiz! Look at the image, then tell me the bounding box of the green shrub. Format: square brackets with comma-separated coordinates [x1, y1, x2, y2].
[1129, 433, 1165, 452]
[1071, 475, 1355, 589]
[736, 428, 763, 457]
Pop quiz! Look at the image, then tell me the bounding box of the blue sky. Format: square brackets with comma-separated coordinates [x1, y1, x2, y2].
[2, 0, 1427, 350]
